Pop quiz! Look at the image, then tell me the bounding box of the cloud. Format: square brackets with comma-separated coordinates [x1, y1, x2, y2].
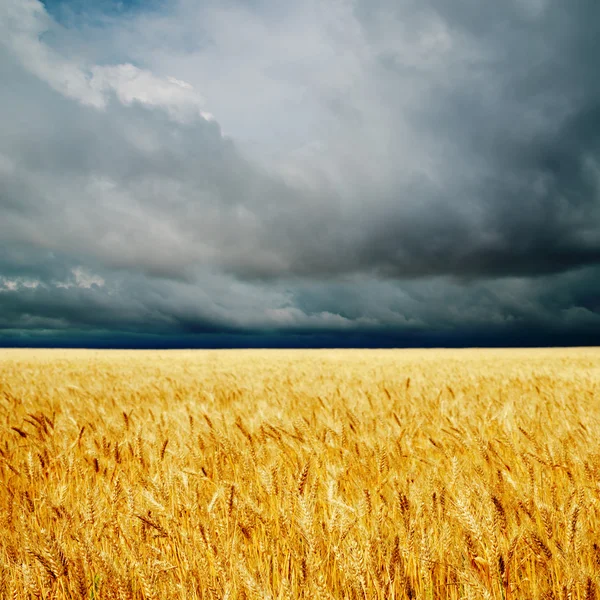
[3, 0, 213, 121]
[0, 0, 599, 346]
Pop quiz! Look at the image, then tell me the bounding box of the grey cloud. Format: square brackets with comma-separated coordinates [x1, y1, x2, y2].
[312, 0, 600, 280]
[1, 0, 599, 345]
[203, 0, 600, 282]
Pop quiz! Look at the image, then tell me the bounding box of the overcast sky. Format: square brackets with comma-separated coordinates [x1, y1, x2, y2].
[1, 0, 599, 347]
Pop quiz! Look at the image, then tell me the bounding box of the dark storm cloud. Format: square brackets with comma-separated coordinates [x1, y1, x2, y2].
[1, 0, 599, 346]
[258, 0, 600, 281]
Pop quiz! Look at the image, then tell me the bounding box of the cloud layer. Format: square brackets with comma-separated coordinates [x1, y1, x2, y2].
[1, 0, 599, 346]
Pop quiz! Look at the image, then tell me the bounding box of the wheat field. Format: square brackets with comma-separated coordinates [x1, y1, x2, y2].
[1, 348, 600, 599]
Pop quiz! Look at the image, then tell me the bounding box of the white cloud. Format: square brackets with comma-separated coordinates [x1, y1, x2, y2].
[58, 268, 106, 289]
[0, 0, 212, 121]
[89, 64, 214, 122]
[0, 277, 40, 290]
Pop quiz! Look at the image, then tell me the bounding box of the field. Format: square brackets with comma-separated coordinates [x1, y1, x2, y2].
[1, 348, 600, 599]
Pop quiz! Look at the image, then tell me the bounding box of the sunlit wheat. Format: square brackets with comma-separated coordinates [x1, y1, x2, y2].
[0, 348, 599, 599]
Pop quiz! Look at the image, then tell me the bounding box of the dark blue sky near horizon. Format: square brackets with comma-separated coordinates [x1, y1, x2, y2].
[1, 0, 600, 348]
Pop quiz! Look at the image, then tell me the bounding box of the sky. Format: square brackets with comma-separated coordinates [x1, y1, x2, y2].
[1, 0, 599, 348]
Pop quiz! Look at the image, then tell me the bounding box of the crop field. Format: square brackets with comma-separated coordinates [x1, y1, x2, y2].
[1, 348, 600, 599]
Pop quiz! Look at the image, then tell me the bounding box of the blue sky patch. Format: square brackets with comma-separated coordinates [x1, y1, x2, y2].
[41, 0, 165, 27]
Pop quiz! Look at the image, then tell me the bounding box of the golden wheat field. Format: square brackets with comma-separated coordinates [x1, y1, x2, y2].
[1, 348, 600, 600]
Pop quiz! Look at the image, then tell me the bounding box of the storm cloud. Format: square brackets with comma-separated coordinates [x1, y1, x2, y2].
[1, 0, 599, 347]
